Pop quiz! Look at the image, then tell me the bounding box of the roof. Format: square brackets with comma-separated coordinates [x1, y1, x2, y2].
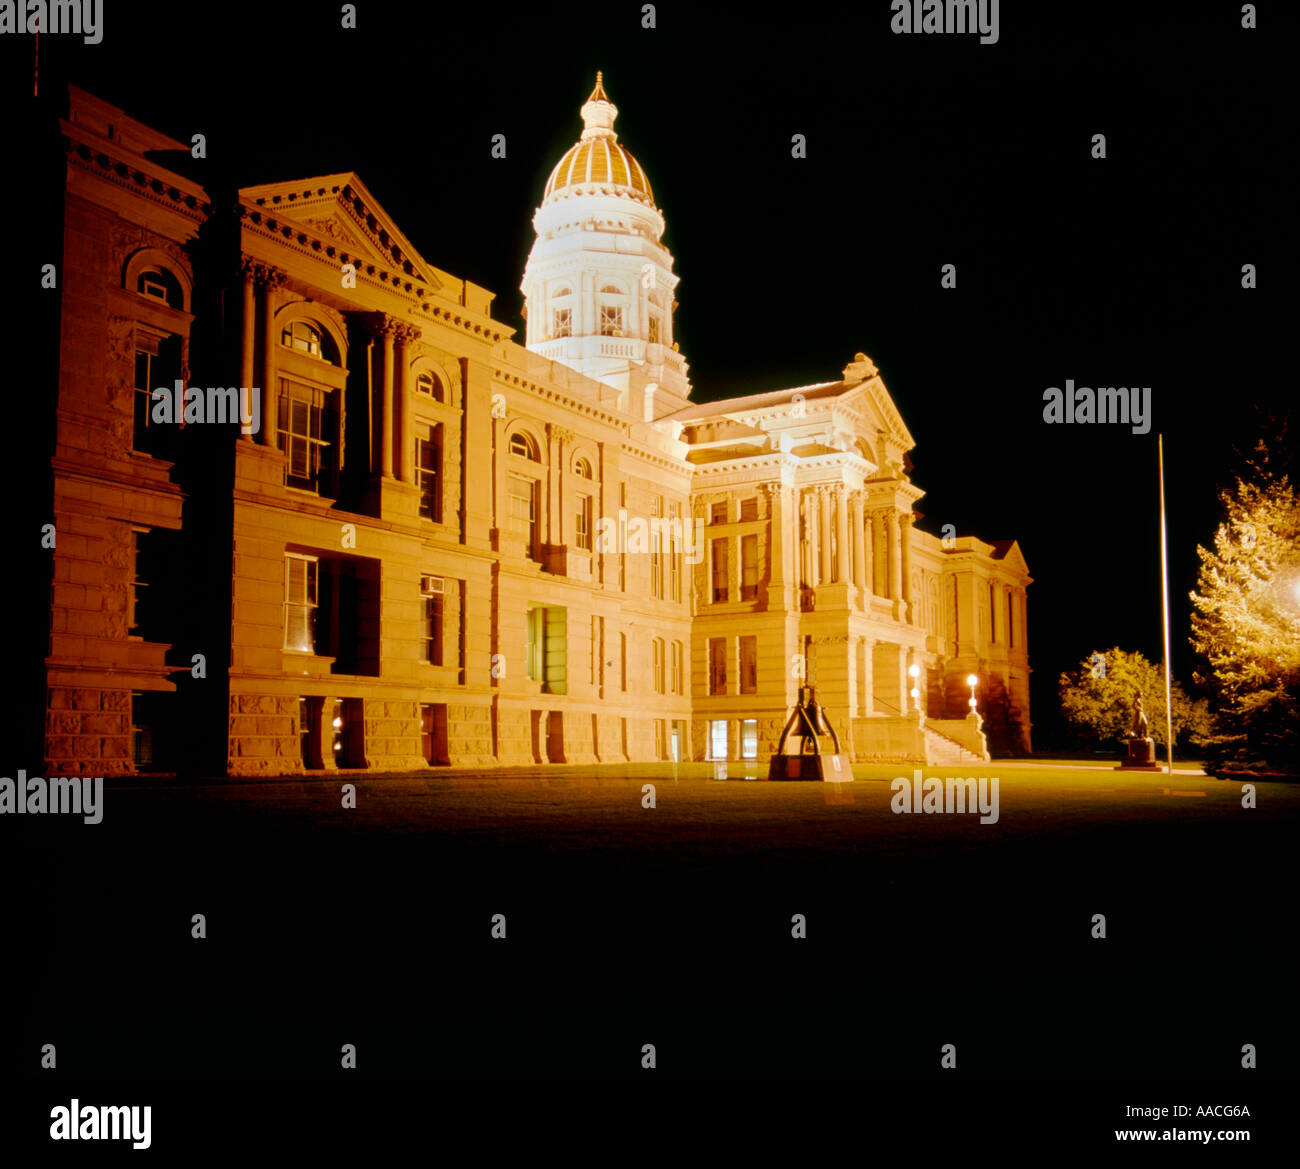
[666, 382, 846, 422]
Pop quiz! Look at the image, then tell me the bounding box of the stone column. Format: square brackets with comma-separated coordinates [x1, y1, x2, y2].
[889, 511, 903, 603]
[798, 492, 810, 589]
[835, 486, 849, 585]
[901, 513, 913, 623]
[239, 259, 257, 442]
[871, 510, 887, 598]
[494, 411, 508, 542]
[818, 487, 831, 584]
[548, 425, 572, 545]
[851, 492, 866, 597]
[257, 265, 284, 447]
[396, 324, 421, 483]
[765, 481, 787, 609]
[378, 316, 397, 479]
[582, 271, 595, 338]
[596, 441, 607, 584]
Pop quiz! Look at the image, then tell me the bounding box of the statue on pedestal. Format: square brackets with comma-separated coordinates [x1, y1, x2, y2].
[1123, 692, 1157, 766]
[1129, 693, 1150, 740]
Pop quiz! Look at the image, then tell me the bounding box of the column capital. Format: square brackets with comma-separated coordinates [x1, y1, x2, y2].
[371, 312, 402, 339]
[395, 322, 423, 345]
[548, 424, 575, 446]
[242, 258, 285, 288]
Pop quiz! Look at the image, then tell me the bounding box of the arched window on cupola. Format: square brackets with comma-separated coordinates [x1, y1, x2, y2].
[598, 283, 627, 337]
[550, 287, 573, 339]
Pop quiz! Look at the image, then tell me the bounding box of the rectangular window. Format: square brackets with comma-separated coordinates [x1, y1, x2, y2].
[131, 692, 153, 768]
[553, 307, 572, 338]
[284, 554, 319, 653]
[711, 538, 729, 603]
[653, 638, 665, 694]
[739, 636, 758, 694]
[599, 305, 623, 336]
[647, 315, 660, 344]
[620, 631, 628, 692]
[710, 501, 727, 525]
[709, 637, 727, 695]
[525, 606, 567, 692]
[277, 381, 334, 493]
[650, 495, 662, 597]
[670, 640, 683, 695]
[298, 697, 312, 768]
[618, 482, 627, 591]
[425, 587, 444, 666]
[989, 582, 997, 643]
[508, 474, 537, 551]
[133, 334, 180, 453]
[669, 503, 681, 601]
[741, 719, 758, 760]
[709, 720, 728, 761]
[133, 348, 155, 445]
[741, 534, 758, 602]
[128, 529, 149, 636]
[654, 718, 666, 760]
[576, 493, 593, 551]
[527, 607, 543, 682]
[417, 427, 443, 522]
[740, 497, 758, 522]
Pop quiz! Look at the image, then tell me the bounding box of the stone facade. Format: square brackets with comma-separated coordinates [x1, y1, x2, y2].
[44, 81, 1031, 779]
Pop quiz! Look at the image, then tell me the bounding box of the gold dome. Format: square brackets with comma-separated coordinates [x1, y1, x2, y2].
[542, 73, 655, 206]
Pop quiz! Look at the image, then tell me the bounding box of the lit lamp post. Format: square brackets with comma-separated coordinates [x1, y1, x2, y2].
[908, 663, 922, 713]
[966, 673, 979, 714]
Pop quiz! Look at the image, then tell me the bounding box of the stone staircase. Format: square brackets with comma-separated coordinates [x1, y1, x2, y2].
[923, 725, 987, 767]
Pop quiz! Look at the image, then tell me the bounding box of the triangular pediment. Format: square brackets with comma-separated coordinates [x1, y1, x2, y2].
[834, 376, 916, 451]
[990, 539, 1031, 575]
[239, 172, 444, 293]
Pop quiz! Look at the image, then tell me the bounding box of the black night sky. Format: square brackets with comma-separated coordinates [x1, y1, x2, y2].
[6, 1, 1289, 749]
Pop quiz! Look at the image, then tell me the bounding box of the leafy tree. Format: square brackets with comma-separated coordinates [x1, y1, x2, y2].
[1189, 424, 1300, 774]
[1057, 647, 1211, 751]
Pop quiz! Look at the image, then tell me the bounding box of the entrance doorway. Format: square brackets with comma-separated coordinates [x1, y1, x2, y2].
[421, 703, 449, 765]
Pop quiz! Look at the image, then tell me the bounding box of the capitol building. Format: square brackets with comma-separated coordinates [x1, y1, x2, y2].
[45, 75, 1032, 778]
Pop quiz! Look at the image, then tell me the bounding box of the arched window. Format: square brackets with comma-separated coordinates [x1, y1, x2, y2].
[553, 286, 572, 298]
[416, 372, 444, 402]
[573, 456, 593, 479]
[281, 320, 326, 360]
[137, 267, 183, 309]
[600, 284, 622, 294]
[509, 431, 540, 461]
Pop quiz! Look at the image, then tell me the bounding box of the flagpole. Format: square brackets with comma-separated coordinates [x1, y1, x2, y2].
[1158, 434, 1174, 775]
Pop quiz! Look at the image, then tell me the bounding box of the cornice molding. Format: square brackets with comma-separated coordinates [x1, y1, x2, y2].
[490, 365, 626, 430]
[62, 133, 211, 224]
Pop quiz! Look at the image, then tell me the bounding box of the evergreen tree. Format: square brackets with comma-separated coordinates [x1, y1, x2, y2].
[1189, 422, 1300, 774]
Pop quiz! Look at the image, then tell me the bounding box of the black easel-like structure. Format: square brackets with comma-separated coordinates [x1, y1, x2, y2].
[767, 637, 855, 782]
